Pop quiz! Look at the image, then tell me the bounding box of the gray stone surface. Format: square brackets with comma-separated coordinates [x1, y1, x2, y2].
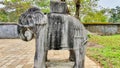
[18, 7, 87, 68]
[84, 24, 120, 35]
[0, 24, 18, 39]
[50, 1, 67, 13]
[47, 13, 87, 50]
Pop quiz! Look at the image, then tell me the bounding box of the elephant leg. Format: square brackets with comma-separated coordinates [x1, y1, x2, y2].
[34, 35, 47, 68]
[73, 47, 85, 68]
[34, 49, 47, 68]
[69, 50, 75, 61]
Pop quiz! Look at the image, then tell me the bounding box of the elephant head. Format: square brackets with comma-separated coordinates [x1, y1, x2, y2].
[18, 7, 45, 41]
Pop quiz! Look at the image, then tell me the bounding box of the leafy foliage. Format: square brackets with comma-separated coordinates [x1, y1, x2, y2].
[0, 0, 108, 23]
[83, 10, 108, 23]
[109, 6, 120, 23]
[33, 0, 50, 13]
[0, 0, 31, 22]
[0, 9, 8, 22]
[66, 0, 108, 23]
[80, 0, 108, 23]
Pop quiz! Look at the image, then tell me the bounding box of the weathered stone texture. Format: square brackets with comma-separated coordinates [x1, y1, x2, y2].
[50, 1, 67, 13]
[0, 24, 18, 39]
[47, 13, 87, 50]
[84, 24, 120, 35]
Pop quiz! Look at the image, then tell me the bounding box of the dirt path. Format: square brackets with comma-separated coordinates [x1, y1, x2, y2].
[0, 39, 100, 68]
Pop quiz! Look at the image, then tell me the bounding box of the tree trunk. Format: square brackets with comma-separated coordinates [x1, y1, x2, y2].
[61, 0, 65, 1]
[74, 0, 80, 19]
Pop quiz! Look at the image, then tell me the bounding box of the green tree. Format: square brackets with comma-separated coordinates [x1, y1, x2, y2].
[0, 0, 108, 23]
[66, 0, 108, 23]
[0, 9, 8, 22]
[109, 6, 120, 23]
[79, 0, 108, 23]
[0, 0, 31, 22]
[83, 10, 108, 23]
[33, 0, 50, 13]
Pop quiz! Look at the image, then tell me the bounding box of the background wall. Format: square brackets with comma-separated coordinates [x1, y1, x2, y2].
[84, 24, 120, 35]
[0, 23, 18, 38]
[0, 23, 120, 39]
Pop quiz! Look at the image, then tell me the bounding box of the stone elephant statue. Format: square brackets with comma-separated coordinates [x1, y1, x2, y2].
[18, 7, 87, 68]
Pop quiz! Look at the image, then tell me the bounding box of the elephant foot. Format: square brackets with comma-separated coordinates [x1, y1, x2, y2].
[34, 65, 47, 68]
[73, 65, 77, 68]
[73, 65, 82, 68]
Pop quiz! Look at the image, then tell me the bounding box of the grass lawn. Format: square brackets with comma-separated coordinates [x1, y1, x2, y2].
[87, 34, 120, 68]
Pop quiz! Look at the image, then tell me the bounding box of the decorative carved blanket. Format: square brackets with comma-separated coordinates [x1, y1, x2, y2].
[47, 13, 87, 50]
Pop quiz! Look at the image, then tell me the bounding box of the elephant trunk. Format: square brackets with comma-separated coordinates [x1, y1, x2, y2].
[17, 25, 34, 41]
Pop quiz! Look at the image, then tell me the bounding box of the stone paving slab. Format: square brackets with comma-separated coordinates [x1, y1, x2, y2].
[0, 39, 100, 68]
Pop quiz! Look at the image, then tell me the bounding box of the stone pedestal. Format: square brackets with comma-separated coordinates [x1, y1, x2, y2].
[50, 1, 67, 14]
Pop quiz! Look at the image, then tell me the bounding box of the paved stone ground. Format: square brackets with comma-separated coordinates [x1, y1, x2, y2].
[0, 39, 100, 68]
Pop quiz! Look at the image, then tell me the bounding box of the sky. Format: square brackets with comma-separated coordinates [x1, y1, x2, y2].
[0, 0, 120, 9]
[98, 0, 120, 9]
